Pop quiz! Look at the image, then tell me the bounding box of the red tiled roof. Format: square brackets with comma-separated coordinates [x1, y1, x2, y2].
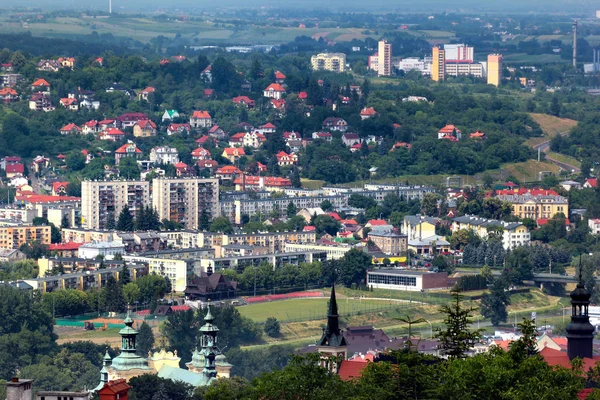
[360, 107, 377, 116]
[216, 165, 242, 175]
[6, 164, 24, 173]
[170, 305, 190, 312]
[233, 176, 292, 187]
[265, 83, 286, 92]
[48, 241, 82, 251]
[16, 194, 80, 204]
[298, 91, 308, 99]
[60, 123, 81, 132]
[83, 120, 98, 127]
[98, 119, 115, 125]
[98, 379, 130, 395]
[191, 147, 211, 157]
[60, 97, 78, 106]
[115, 144, 142, 153]
[303, 226, 316, 231]
[136, 120, 157, 129]
[174, 161, 188, 169]
[52, 181, 69, 192]
[368, 219, 388, 226]
[141, 86, 156, 93]
[117, 112, 149, 122]
[104, 128, 125, 136]
[232, 96, 255, 105]
[0, 88, 17, 96]
[270, 98, 286, 109]
[191, 110, 211, 119]
[223, 148, 246, 156]
[261, 122, 276, 129]
[537, 218, 570, 226]
[275, 71, 286, 79]
[338, 360, 369, 381]
[56, 154, 66, 159]
[470, 130, 485, 138]
[341, 219, 358, 225]
[32, 78, 50, 87]
[197, 159, 218, 168]
[204, 89, 214, 96]
[328, 212, 342, 221]
[439, 124, 461, 134]
[586, 178, 598, 188]
[495, 188, 559, 196]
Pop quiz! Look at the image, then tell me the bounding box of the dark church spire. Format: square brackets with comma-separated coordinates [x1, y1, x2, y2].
[317, 286, 347, 348]
[566, 257, 595, 360]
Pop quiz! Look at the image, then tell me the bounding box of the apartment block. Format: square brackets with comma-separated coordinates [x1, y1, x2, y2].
[432, 46, 445, 81]
[377, 40, 392, 76]
[487, 54, 503, 87]
[81, 180, 150, 230]
[0, 225, 51, 249]
[152, 177, 219, 230]
[444, 61, 486, 78]
[311, 53, 347, 72]
[451, 215, 530, 250]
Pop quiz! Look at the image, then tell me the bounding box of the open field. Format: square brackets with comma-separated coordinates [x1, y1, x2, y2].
[300, 178, 325, 190]
[0, 16, 378, 45]
[528, 113, 577, 138]
[546, 151, 581, 169]
[503, 53, 568, 64]
[481, 159, 560, 183]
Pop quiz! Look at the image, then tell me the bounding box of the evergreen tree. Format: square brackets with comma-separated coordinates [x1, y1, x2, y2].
[136, 322, 155, 356]
[119, 264, 131, 285]
[102, 276, 126, 313]
[435, 288, 483, 359]
[480, 278, 511, 326]
[199, 209, 210, 231]
[61, 214, 70, 229]
[106, 212, 116, 230]
[135, 206, 147, 231]
[290, 167, 301, 188]
[286, 201, 297, 218]
[117, 205, 134, 232]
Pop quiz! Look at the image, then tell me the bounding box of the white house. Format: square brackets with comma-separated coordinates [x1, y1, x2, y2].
[589, 219, 600, 235]
[78, 241, 126, 260]
[150, 146, 180, 165]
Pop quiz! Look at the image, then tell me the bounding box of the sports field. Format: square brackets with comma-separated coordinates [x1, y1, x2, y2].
[238, 297, 415, 322]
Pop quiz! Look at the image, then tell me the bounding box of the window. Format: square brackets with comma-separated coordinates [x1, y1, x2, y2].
[369, 273, 417, 287]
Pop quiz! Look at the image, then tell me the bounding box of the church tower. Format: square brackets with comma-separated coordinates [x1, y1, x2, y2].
[199, 305, 219, 381]
[107, 308, 152, 379]
[566, 263, 595, 360]
[316, 286, 348, 371]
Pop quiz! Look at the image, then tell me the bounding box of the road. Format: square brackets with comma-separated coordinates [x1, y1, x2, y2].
[532, 131, 580, 174]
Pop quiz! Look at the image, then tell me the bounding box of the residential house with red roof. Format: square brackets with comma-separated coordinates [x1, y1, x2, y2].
[191, 147, 211, 161]
[283, 131, 301, 142]
[98, 119, 117, 130]
[59, 96, 79, 111]
[114, 142, 142, 165]
[312, 132, 333, 141]
[30, 156, 50, 173]
[322, 117, 348, 132]
[133, 120, 157, 137]
[274, 71, 286, 84]
[350, 143, 363, 153]
[174, 161, 193, 177]
[31, 78, 50, 93]
[197, 159, 219, 173]
[584, 178, 598, 189]
[242, 131, 266, 149]
[58, 57, 76, 70]
[270, 98, 286, 112]
[257, 122, 276, 135]
[470, 130, 485, 139]
[228, 133, 246, 148]
[97, 379, 131, 400]
[204, 88, 214, 98]
[190, 110, 213, 129]
[391, 142, 412, 151]
[275, 151, 298, 166]
[29, 93, 53, 111]
[232, 96, 255, 108]
[117, 112, 149, 128]
[360, 107, 378, 120]
[342, 133, 361, 147]
[222, 148, 246, 163]
[81, 120, 100, 135]
[99, 128, 126, 141]
[438, 124, 462, 141]
[298, 91, 308, 100]
[195, 135, 216, 147]
[208, 125, 227, 139]
[0, 88, 18, 103]
[5, 163, 25, 178]
[216, 165, 242, 181]
[138, 86, 156, 101]
[37, 59, 61, 72]
[52, 181, 69, 196]
[201, 65, 212, 82]
[167, 123, 191, 136]
[60, 123, 82, 135]
[234, 176, 292, 192]
[263, 83, 286, 99]
[257, 162, 267, 173]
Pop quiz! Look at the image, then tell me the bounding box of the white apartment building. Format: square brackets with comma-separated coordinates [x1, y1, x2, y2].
[124, 254, 191, 292]
[81, 180, 150, 230]
[78, 241, 126, 260]
[396, 57, 432, 75]
[152, 178, 219, 230]
[444, 61, 487, 78]
[150, 146, 180, 165]
[311, 53, 347, 72]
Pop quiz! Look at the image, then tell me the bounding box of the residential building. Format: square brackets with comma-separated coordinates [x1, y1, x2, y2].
[29, 92, 53, 111]
[150, 146, 179, 165]
[487, 54, 503, 87]
[241, 131, 266, 148]
[263, 83, 286, 99]
[234, 176, 292, 192]
[190, 110, 213, 129]
[342, 133, 361, 146]
[495, 189, 569, 220]
[117, 112, 149, 128]
[81, 180, 150, 230]
[191, 147, 211, 161]
[0, 87, 18, 103]
[124, 255, 192, 292]
[78, 241, 126, 260]
[377, 40, 392, 76]
[152, 178, 219, 230]
[105, 83, 136, 97]
[0, 207, 36, 223]
[232, 96, 255, 108]
[0, 249, 26, 262]
[114, 142, 143, 165]
[368, 231, 407, 255]
[403, 215, 438, 241]
[311, 53, 347, 72]
[133, 120, 157, 137]
[431, 46, 445, 81]
[275, 151, 298, 166]
[284, 242, 365, 260]
[438, 124, 462, 141]
[444, 44, 474, 62]
[167, 123, 191, 136]
[99, 128, 126, 141]
[59, 96, 79, 111]
[195, 250, 326, 273]
[396, 57, 432, 75]
[0, 73, 22, 87]
[451, 215, 531, 249]
[367, 270, 449, 291]
[275, 71, 286, 84]
[322, 117, 348, 132]
[221, 148, 245, 163]
[589, 219, 600, 235]
[138, 86, 155, 101]
[37, 59, 61, 72]
[360, 107, 377, 120]
[445, 61, 485, 78]
[162, 109, 180, 122]
[31, 78, 50, 93]
[0, 225, 51, 249]
[60, 123, 82, 135]
[312, 132, 333, 141]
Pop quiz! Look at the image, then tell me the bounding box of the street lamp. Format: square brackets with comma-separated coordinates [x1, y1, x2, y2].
[425, 319, 433, 339]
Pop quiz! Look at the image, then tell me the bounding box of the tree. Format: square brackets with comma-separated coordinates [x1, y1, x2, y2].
[348, 194, 377, 210]
[129, 374, 193, 400]
[286, 201, 298, 218]
[291, 167, 301, 188]
[20, 240, 49, 259]
[136, 322, 155, 357]
[313, 215, 341, 236]
[264, 317, 281, 338]
[66, 152, 86, 171]
[480, 278, 511, 326]
[550, 96, 561, 117]
[320, 200, 333, 212]
[119, 264, 131, 285]
[199, 209, 210, 231]
[338, 248, 372, 287]
[118, 157, 141, 180]
[435, 288, 483, 359]
[60, 214, 71, 229]
[117, 205, 134, 232]
[123, 282, 140, 305]
[106, 212, 116, 230]
[102, 276, 126, 313]
[420, 193, 439, 216]
[209, 216, 234, 234]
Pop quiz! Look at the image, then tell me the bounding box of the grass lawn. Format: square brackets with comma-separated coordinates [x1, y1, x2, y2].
[238, 297, 414, 323]
[300, 178, 325, 190]
[546, 151, 581, 168]
[480, 160, 560, 183]
[528, 113, 577, 137]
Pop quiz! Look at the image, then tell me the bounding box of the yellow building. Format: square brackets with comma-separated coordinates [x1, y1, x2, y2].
[487, 54, 503, 87]
[311, 53, 346, 73]
[496, 193, 569, 221]
[0, 225, 51, 250]
[431, 46, 445, 81]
